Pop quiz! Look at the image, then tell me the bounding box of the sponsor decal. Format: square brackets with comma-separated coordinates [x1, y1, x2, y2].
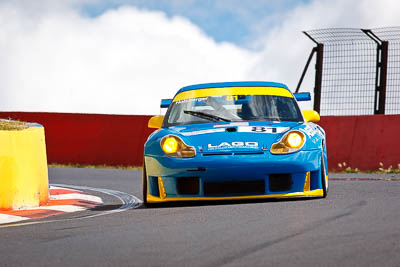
[208, 141, 259, 150]
[181, 128, 225, 136]
[237, 126, 289, 134]
[181, 126, 289, 136]
[176, 97, 208, 104]
[303, 125, 317, 137]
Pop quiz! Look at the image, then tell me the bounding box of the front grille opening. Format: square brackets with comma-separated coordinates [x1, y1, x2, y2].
[310, 170, 320, 190]
[204, 180, 265, 196]
[269, 174, 293, 192]
[149, 176, 160, 197]
[177, 177, 199, 195]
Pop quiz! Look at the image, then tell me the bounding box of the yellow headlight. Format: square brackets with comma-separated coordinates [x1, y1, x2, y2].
[287, 132, 303, 148]
[160, 135, 196, 157]
[270, 130, 305, 154]
[162, 136, 179, 154]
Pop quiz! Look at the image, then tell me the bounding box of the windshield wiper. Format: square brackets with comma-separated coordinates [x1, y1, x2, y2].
[184, 110, 231, 122]
[249, 117, 281, 122]
[260, 117, 281, 121]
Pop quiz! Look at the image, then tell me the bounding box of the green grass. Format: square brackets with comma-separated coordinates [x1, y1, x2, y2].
[0, 119, 28, 131]
[335, 161, 400, 174]
[376, 162, 400, 174]
[48, 163, 142, 170]
[336, 162, 359, 173]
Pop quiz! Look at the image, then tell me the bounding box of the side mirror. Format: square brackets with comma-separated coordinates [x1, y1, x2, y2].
[148, 115, 164, 128]
[302, 110, 320, 123]
[160, 99, 172, 108]
[294, 92, 311, 101]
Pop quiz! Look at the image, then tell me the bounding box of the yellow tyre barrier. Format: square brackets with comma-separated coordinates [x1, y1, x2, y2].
[0, 124, 49, 210]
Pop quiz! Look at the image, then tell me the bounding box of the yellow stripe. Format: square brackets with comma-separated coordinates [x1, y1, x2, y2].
[303, 171, 311, 192]
[158, 177, 167, 199]
[326, 175, 329, 189]
[173, 87, 293, 102]
[147, 189, 324, 203]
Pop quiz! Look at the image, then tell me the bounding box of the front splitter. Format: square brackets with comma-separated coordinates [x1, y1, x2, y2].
[147, 189, 324, 203]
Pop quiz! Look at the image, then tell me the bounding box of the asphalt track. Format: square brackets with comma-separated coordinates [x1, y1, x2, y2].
[1, 167, 399, 267]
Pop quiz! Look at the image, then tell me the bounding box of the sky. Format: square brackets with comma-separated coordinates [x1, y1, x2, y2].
[1, 0, 400, 115]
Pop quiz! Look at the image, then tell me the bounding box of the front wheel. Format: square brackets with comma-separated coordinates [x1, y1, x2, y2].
[321, 154, 328, 198]
[142, 161, 148, 205]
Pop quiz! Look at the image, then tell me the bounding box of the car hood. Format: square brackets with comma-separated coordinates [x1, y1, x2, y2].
[167, 121, 301, 152]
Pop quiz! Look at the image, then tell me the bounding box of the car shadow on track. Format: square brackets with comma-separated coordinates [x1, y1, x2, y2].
[140, 196, 320, 209]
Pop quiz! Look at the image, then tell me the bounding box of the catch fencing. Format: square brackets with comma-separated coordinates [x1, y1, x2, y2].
[296, 27, 400, 116]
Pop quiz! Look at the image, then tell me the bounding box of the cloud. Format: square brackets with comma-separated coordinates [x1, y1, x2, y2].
[0, 3, 256, 114]
[247, 0, 400, 109]
[79, 0, 311, 45]
[0, 0, 399, 115]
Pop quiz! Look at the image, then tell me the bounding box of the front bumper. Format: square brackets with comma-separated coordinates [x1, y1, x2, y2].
[144, 150, 325, 203]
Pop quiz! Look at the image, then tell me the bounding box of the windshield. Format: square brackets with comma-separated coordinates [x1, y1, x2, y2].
[163, 88, 303, 127]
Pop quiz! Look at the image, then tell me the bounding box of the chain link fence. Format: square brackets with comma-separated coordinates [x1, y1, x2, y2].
[373, 27, 400, 114]
[299, 27, 400, 116]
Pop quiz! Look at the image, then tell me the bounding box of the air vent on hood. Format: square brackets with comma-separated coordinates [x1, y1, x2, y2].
[225, 127, 237, 132]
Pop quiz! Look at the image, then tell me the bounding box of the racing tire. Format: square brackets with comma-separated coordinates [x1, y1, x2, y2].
[321, 154, 328, 198]
[142, 161, 148, 206]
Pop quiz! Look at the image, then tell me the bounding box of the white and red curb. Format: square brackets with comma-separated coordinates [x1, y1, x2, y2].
[0, 185, 103, 225]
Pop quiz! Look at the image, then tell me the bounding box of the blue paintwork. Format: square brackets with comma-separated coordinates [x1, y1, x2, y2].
[160, 99, 172, 108]
[294, 92, 311, 101]
[144, 82, 328, 200]
[176, 81, 289, 93]
[160, 82, 293, 109]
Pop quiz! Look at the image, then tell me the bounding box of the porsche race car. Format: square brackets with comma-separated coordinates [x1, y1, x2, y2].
[143, 81, 328, 205]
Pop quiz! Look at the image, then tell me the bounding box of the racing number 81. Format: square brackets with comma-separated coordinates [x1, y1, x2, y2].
[226, 95, 238, 101]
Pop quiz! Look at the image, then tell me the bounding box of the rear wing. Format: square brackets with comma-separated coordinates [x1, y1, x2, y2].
[160, 99, 172, 108]
[293, 92, 311, 101]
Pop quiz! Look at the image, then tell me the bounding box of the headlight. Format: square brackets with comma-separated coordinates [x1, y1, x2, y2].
[287, 132, 303, 148]
[270, 130, 305, 154]
[162, 136, 179, 153]
[160, 135, 196, 158]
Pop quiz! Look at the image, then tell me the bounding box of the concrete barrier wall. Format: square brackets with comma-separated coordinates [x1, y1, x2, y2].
[1, 112, 399, 171]
[318, 115, 400, 171]
[0, 125, 49, 210]
[0, 112, 154, 166]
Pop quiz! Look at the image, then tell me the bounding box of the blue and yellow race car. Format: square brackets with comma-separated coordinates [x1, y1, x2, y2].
[143, 81, 328, 205]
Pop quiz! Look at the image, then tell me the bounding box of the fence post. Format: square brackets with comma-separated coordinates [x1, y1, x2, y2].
[362, 29, 389, 114]
[376, 41, 388, 114]
[314, 44, 324, 113]
[295, 47, 317, 93]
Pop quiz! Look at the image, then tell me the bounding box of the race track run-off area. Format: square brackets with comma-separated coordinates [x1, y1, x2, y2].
[1, 167, 399, 267]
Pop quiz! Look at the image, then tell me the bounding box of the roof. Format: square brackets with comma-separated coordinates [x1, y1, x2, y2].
[176, 81, 290, 94]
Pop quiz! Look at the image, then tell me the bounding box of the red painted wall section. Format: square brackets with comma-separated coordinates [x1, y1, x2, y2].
[318, 115, 400, 171]
[0, 112, 155, 166]
[1, 112, 399, 171]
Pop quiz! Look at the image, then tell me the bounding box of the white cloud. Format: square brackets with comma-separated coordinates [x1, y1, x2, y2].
[0, 3, 256, 115]
[0, 0, 399, 115]
[247, 0, 400, 110]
